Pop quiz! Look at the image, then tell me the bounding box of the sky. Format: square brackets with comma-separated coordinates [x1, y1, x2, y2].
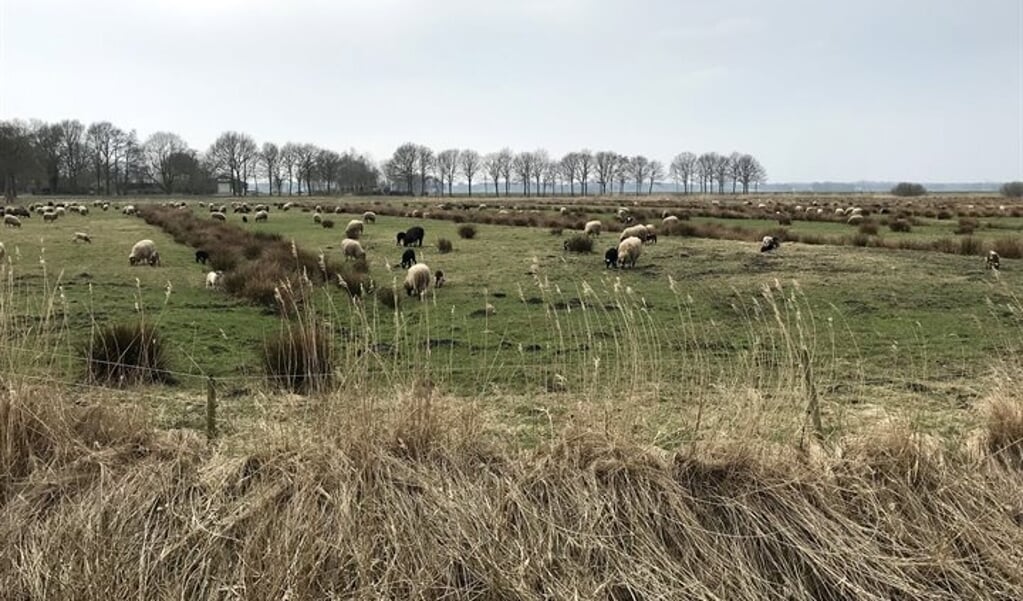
[1, 0, 1020, 183]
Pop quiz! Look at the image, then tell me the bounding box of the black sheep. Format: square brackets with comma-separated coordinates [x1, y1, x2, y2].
[195, 250, 210, 265]
[400, 248, 417, 269]
[604, 247, 619, 268]
[434, 270, 446, 288]
[396, 226, 425, 247]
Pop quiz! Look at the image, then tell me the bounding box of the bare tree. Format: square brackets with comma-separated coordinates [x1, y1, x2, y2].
[280, 143, 299, 195]
[532, 149, 549, 196]
[87, 121, 124, 195]
[713, 154, 731, 194]
[32, 121, 64, 193]
[513, 151, 536, 196]
[542, 159, 559, 195]
[594, 151, 618, 195]
[317, 149, 342, 194]
[59, 119, 88, 193]
[647, 160, 664, 195]
[669, 152, 697, 194]
[0, 121, 32, 201]
[386, 143, 418, 195]
[577, 150, 593, 196]
[735, 154, 766, 194]
[459, 149, 481, 196]
[496, 148, 513, 196]
[293, 144, 317, 195]
[483, 152, 503, 196]
[629, 156, 649, 195]
[259, 142, 281, 196]
[614, 154, 630, 195]
[415, 145, 434, 196]
[436, 149, 460, 196]
[696, 152, 717, 194]
[114, 130, 142, 194]
[207, 131, 258, 195]
[559, 152, 579, 196]
[143, 132, 189, 193]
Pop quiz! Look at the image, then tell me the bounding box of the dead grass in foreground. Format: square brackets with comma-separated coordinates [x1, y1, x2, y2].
[2, 379, 1023, 600]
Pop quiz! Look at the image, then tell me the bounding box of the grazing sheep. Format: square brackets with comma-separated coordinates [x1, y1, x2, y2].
[619, 224, 650, 242]
[340, 238, 366, 261]
[313, 212, 323, 224]
[642, 224, 657, 244]
[77, 205, 88, 216]
[333, 206, 344, 214]
[122, 205, 136, 215]
[604, 247, 619, 268]
[760, 235, 781, 253]
[254, 210, 268, 222]
[362, 211, 376, 223]
[43, 211, 58, 223]
[396, 226, 425, 247]
[617, 236, 643, 268]
[345, 219, 364, 239]
[282, 202, 294, 211]
[846, 214, 864, 225]
[403, 263, 431, 297]
[129, 239, 159, 266]
[102, 203, 110, 211]
[254, 204, 268, 212]
[195, 250, 210, 265]
[4, 215, 22, 228]
[72, 232, 92, 243]
[987, 250, 1001, 271]
[242, 215, 248, 223]
[210, 212, 227, 221]
[400, 248, 417, 269]
[205, 270, 225, 289]
[434, 269, 446, 288]
[662, 215, 680, 227]
[583, 220, 602, 236]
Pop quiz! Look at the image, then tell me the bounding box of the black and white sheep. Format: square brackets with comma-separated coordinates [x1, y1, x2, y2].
[404, 263, 431, 296]
[205, 270, 225, 289]
[604, 247, 619, 268]
[987, 250, 1001, 271]
[195, 250, 210, 265]
[434, 269, 446, 288]
[396, 226, 425, 247]
[617, 236, 643, 268]
[760, 235, 781, 253]
[72, 232, 91, 243]
[400, 248, 417, 269]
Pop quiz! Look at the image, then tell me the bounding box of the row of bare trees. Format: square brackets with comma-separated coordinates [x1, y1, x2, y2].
[383, 144, 766, 197]
[1, 119, 380, 200]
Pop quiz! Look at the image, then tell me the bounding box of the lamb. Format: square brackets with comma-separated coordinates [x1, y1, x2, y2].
[760, 235, 781, 253]
[400, 248, 416, 269]
[195, 250, 210, 265]
[434, 269, 446, 288]
[4, 215, 22, 228]
[205, 270, 225, 289]
[583, 220, 602, 236]
[986, 250, 1001, 271]
[604, 247, 619, 268]
[345, 219, 364, 239]
[129, 239, 160, 266]
[340, 238, 366, 261]
[72, 232, 92, 243]
[210, 212, 227, 221]
[403, 263, 431, 297]
[617, 236, 643, 268]
[362, 211, 376, 223]
[396, 226, 425, 247]
[254, 210, 268, 222]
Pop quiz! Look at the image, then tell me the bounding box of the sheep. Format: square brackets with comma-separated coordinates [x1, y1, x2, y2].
[195, 250, 210, 265]
[400, 248, 417, 269]
[282, 202, 294, 211]
[254, 210, 268, 222]
[340, 238, 366, 261]
[122, 205, 136, 215]
[54, 207, 66, 217]
[43, 211, 58, 223]
[4, 215, 22, 228]
[362, 211, 376, 223]
[403, 263, 431, 297]
[242, 215, 248, 223]
[846, 214, 864, 225]
[662, 215, 680, 227]
[205, 270, 225, 289]
[129, 239, 159, 266]
[987, 250, 1001, 271]
[333, 206, 344, 214]
[102, 203, 110, 211]
[619, 224, 650, 242]
[604, 247, 619, 268]
[396, 226, 425, 247]
[72, 232, 92, 243]
[642, 224, 657, 244]
[210, 212, 227, 221]
[254, 204, 268, 212]
[760, 235, 781, 253]
[313, 212, 323, 224]
[76, 205, 88, 216]
[345, 219, 365, 239]
[617, 236, 643, 268]
[6, 206, 29, 218]
[434, 269, 446, 288]
[583, 220, 602, 236]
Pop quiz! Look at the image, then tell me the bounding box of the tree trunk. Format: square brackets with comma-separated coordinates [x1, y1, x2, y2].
[467, 177, 472, 197]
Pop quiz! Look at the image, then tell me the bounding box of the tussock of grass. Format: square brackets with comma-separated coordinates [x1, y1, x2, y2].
[82, 321, 172, 386]
[2, 386, 1023, 599]
[261, 323, 335, 393]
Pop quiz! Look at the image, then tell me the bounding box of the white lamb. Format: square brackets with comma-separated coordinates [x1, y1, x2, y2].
[404, 263, 431, 297]
[122, 205, 136, 215]
[583, 220, 602, 236]
[129, 239, 160, 266]
[254, 210, 268, 222]
[205, 270, 225, 288]
[340, 238, 366, 261]
[345, 219, 364, 239]
[617, 236, 643, 269]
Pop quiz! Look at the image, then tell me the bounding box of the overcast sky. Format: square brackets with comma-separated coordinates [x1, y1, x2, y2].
[1, 0, 1020, 182]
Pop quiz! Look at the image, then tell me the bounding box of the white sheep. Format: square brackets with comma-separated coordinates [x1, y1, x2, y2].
[313, 212, 323, 224]
[619, 224, 650, 242]
[345, 219, 364, 239]
[4, 215, 22, 228]
[662, 215, 680, 227]
[404, 263, 431, 297]
[55, 207, 66, 216]
[211, 212, 227, 221]
[254, 210, 268, 222]
[340, 238, 365, 261]
[76, 205, 88, 216]
[362, 211, 376, 223]
[205, 270, 225, 288]
[129, 239, 160, 266]
[583, 220, 602, 236]
[122, 205, 136, 215]
[617, 236, 643, 268]
[43, 211, 58, 223]
[72, 232, 92, 243]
